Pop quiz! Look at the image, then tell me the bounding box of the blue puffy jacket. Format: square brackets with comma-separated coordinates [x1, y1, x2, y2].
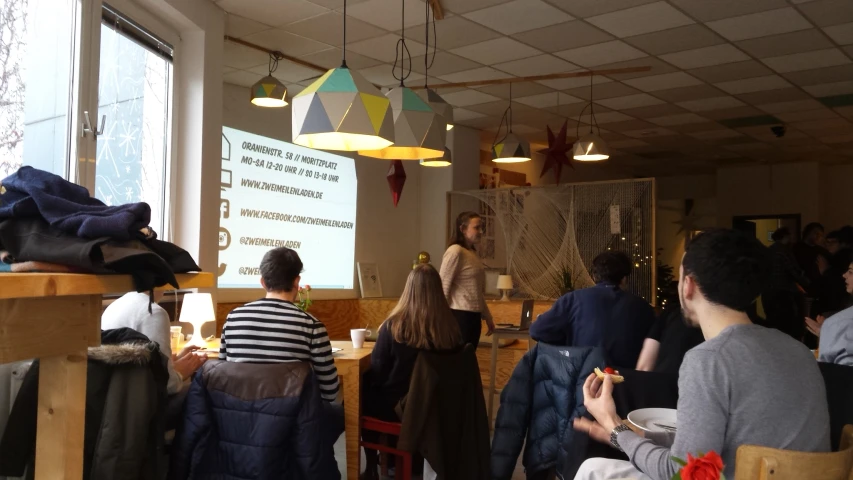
[491, 343, 605, 480]
[169, 360, 340, 480]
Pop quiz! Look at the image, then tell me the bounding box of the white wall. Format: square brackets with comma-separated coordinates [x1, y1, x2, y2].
[220, 82, 424, 300]
[821, 164, 853, 231]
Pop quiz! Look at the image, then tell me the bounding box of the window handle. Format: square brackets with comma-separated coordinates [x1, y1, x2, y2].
[82, 111, 106, 137]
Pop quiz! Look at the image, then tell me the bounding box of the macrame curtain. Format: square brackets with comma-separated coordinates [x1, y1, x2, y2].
[450, 179, 655, 303]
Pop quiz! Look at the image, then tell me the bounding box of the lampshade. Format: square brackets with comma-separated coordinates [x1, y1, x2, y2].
[492, 132, 531, 163]
[179, 293, 216, 347]
[292, 67, 395, 151]
[497, 275, 514, 289]
[420, 147, 451, 167]
[250, 75, 288, 108]
[573, 132, 610, 161]
[359, 86, 447, 160]
[419, 88, 454, 131]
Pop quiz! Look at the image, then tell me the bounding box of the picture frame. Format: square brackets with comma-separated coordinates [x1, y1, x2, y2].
[357, 262, 383, 298]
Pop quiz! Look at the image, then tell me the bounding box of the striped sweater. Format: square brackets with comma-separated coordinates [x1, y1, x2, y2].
[219, 298, 339, 401]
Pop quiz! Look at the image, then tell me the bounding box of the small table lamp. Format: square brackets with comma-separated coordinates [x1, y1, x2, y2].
[180, 293, 216, 348]
[497, 275, 513, 301]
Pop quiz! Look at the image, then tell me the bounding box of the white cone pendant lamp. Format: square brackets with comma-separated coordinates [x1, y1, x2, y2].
[492, 84, 531, 163]
[420, 147, 451, 167]
[573, 73, 610, 162]
[291, 0, 394, 151]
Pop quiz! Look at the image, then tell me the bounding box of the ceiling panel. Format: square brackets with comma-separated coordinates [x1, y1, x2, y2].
[242, 28, 331, 57]
[409, 52, 481, 76]
[706, 8, 812, 42]
[668, 0, 788, 22]
[736, 29, 835, 58]
[715, 75, 792, 94]
[348, 34, 427, 62]
[661, 44, 751, 69]
[300, 48, 383, 70]
[761, 48, 851, 74]
[565, 81, 641, 100]
[554, 40, 647, 68]
[451, 37, 542, 64]
[441, 89, 502, 106]
[463, 0, 573, 34]
[676, 96, 747, 112]
[797, 0, 853, 27]
[225, 14, 272, 38]
[285, 12, 386, 46]
[512, 21, 615, 53]
[597, 93, 665, 109]
[494, 55, 578, 76]
[653, 84, 729, 103]
[824, 23, 853, 45]
[688, 60, 774, 83]
[401, 15, 503, 49]
[623, 24, 724, 56]
[586, 2, 694, 38]
[217, 0, 328, 27]
[623, 72, 704, 92]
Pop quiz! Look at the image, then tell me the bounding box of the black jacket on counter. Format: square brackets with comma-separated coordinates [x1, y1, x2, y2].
[396, 345, 491, 480]
[0, 328, 169, 480]
[169, 360, 339, 480]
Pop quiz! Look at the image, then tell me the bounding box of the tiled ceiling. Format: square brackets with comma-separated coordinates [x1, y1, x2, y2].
[218, 0, 853, 177]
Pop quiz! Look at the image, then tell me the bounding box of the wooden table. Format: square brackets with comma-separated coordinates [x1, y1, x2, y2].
[331, 340, 374, 480]
[487, 330, 535, 425]
[0, 272, 214, 480]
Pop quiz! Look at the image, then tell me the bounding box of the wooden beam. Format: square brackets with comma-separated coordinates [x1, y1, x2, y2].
[428, 0, 444, 20]
[411, 66, 652, 90]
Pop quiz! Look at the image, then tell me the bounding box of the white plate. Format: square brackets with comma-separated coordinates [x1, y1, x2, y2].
[627, 408, 677, 433]
[331, 347, 342, 353]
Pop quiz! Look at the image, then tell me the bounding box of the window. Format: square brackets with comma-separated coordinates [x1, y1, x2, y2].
[1, 0, 80, 179]
[95, 6, 173, 237]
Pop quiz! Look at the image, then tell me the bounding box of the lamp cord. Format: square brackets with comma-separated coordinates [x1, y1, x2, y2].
[423, 1, 437, 87]
[268, 53, 279, 75]
[576, 72, 601, 139]
[341, 0, 348, 67]
[392, 0, 412, 85]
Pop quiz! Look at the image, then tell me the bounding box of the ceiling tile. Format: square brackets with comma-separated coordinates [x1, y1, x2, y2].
[783, 64, 853, 86]
[438, 67, 509, 83]
[776, 109, 840, 122]
[554, 40, 647, 67]
[609, 139, 649, 148]
[623, 72, 704, 92]
[661, 44, 751, 69]
[818, 133, 853, 144]
[804, 81, 853, 97]
[701, 106, 764, 119]
[348, 34, 427, 62]
[284, 12, 386, 46]
[346, 0, 427, 31]
[451, 37, 542, 65]
[476, 82, 554, 98]
[217, 0, 328, 27]
[546, 0, 658, 19]
[677, 96, 747, 112]
[410, 52, 481, 76]
[715, 75, 792, 94]
[586, 2, 694, 38]
[401, 15, 502, 50]
[247, 59, 320, 82]
[798, 0, 853, 27]
[307, 0, 371, 8]
[494, 55, 578, 76]
[441, 89, 501, 107]
[791, 117, 853, 131]
[621, 103, 687, 118]
[689, 129, 744, 140]
[565, 81, 640, 100]
[668, 0, 787, 22]
[223, 66, 237, 75]
[761, 48, 851, 74]
[513, 21, 614, 52]
[654, 84, 728, 103]
[621, 127, 679, 138]
[515, 92, 585, 108]
[463, 0, 573, 34]
[597, 93, 665, 109]
[300, 48, 382, 70]
[598, 57, 679, 80]
[358, 64, 424, 86]
[536, 75, 611, 90]
[759, 99, 824, 114]
[225, 14, 272, 37]
[223, 69, 261, 87]
[736, 87, 809, 104]
[706, 8, 812, 42]
[573, 111, 635, 124]
[242, 29, 331, 57]
[441, 0, 513, 14]
[824, 23, 853, 45]
[603, 119, 659, 132]
[688, 60, 773, 84]
[736, 29, 835, 59]
[670, 122, 727, 133]
[223, 41, 272, 69]
[452, 108, 487, 121]
[647, 113, 709, 126]
[622, 24, 724, 55]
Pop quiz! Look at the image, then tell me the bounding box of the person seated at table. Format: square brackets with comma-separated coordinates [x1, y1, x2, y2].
[807, 253, 853, 366]
[635, 309, 704, 375]
[573, 229, 830, 480]
[219, 247, 343, 462]
[361, 263, 463, 480]
[529, 250, 655, 368]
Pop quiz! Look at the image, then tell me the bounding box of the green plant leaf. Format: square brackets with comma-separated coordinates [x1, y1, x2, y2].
[670, 474, 682, 480]
[671, 456, 687, 467]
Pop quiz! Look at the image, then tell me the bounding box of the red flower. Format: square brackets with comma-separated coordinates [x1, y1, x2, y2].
[681, 451, 724, 480]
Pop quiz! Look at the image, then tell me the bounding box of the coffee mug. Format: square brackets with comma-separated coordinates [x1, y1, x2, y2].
[350, 328, 372, 349]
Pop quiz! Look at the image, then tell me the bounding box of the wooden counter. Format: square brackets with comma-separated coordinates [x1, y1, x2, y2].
[0, 272, 214, 480]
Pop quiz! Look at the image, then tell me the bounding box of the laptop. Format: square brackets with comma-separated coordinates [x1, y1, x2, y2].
[496, 299, 534, 331]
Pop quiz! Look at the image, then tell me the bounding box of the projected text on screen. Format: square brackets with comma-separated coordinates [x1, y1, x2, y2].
[219, 126, 357, 289]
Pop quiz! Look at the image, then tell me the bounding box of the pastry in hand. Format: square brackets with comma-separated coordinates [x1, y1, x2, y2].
[594, 366, 625, 384]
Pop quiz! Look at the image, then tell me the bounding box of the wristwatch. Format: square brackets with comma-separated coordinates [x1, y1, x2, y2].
[610, 424, 632, 451]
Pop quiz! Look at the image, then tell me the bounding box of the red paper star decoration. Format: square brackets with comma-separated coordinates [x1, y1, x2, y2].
[538, 120, 573, 183]
[386, 160, 406, 207]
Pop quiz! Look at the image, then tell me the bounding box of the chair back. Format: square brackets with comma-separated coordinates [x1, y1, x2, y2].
[734, 425, 853, 480]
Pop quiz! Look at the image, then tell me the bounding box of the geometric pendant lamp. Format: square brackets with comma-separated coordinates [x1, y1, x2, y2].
[291, 0, 394, 152]
[359, 86, 446, 160]
[292, 67, 394, 152]
[420, 146, 451, 167]
[420, 88, 453, 131]
[251, 75, 288, 107]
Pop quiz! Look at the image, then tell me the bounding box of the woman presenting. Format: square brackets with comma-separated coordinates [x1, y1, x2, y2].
[440, 211, 494, 347]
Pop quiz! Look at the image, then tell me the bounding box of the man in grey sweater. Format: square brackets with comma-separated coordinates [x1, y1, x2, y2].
[573, 229, 830, 480]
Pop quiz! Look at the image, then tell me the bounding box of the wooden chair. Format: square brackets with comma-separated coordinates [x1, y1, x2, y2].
[359, 416, 413, 480]
[734, 425, 853, 479]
